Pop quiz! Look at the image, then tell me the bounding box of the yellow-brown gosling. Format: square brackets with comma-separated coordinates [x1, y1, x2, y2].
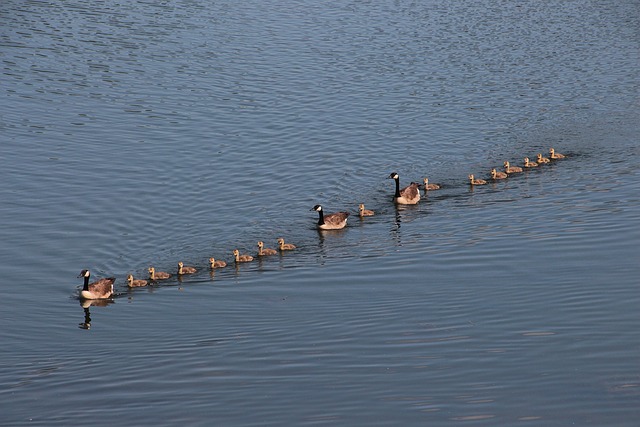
[127, 274, 148, 288]
[209, 257, 227, 269]
[78, 269, 115, 300]
[549, 147, 566, 159]
[277, 238, 296, 251]
[388, 172, 420, 204]
[504, 161, 523, 174]
[178, 261, 197, 275]
[524, 157, 539, 168]
[148, 266, 171, 280]
[537, 153, 551, 164]
[423, 177, 441, 191]
[491, 168, 508, 180]
[468, 174, 487, 186]
[358, 203, 375, 217]
[311, 204, 350, 230]
[257, 241, 278, 256]
[233, 249, 254, 263]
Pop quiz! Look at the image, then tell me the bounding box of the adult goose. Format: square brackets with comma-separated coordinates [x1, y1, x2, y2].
[388, 172, 420, 204]
[311, 204, 350, 230]
[78, 269, 115, 300]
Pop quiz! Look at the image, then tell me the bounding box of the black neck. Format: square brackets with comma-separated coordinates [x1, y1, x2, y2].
[317, 209, 325, 225]
[83, 275, 90, 290]
[394, 177, 401, 198]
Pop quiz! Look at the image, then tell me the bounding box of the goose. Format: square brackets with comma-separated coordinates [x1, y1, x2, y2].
[311, 204, 350, 230]
[388, 172, 420, 204]
[468, 174, 487, 186]
[549, 147, 565, 159]
[148, 266, 171, 280]
[277, 238, 296, 251]
[177, 261, 196, 275]
[491, 168, 508, 180]
[209, 257, 227, 269]
[78, 269, 115, 300]
[233, 249, 254, 263]
[127, 274, 148, 288]
[504, 161, 523, 174]
[524, 157, 538, 168]
[422, 177, 441, 191]
[257, 241, 277, 256]
[358, 203, 375, 217]
[536, 153, 551, 164]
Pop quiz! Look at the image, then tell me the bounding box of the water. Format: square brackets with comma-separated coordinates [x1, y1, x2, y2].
[1, 0, 639, 425]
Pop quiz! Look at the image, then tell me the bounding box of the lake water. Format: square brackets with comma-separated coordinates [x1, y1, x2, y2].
[1, 0, 639, 425]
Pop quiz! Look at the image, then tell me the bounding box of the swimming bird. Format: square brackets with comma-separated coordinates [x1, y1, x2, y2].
[233, 249, 253, 263]
[422, 177, 441, 191]
[257, 241, 277, 256]
[524, 157, 538, 168]
[209, 257, 227, 268]
[504, 161, 523, 174]
[148, 266, 171, 280]
[358, 203, 375, 217]
[549, 147, 565, 159]
[491, 168, 508, 180]
[311, 204, 350, 230]
[277, 238, 296, 251]
[177, 261, 196, 275]
[468, 174, 487, 186]
[388, 172, 421, 204]
[127, 274, 148, 288]
[536, 153, 551, 164]
[78, 269, 115, 300]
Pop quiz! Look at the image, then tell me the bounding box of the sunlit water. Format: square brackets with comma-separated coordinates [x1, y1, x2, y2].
[1, 0, 639, 425]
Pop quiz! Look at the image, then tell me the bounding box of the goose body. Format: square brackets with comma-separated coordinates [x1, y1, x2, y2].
[549, 147, 565, 159]
[524, 157, 538, 168]
[277, 238, 296, 251]
[233, 249, 254, 263]
[358, 203, 375, 217]
[468, 174, 487, 186]
[491, 168, 508, 180]
[78, 269, 115, 300]
[388, 172, 420, 204]
[422, 177, 441, 191]
[148, 266, 171, 280]
[311, 204, 350, 230]
[536, 153, 551, 164]
[257, 241, 277, 256]
[504, 161, 523, 174]
[178, 261, 196, 275]
[127, 274, 148, 288]
[209, 257, 227, 268]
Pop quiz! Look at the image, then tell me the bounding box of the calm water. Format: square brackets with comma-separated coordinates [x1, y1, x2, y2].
[1, 0, 639, 425]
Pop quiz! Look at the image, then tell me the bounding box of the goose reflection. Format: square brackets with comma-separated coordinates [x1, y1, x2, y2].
[78, 298, 113, 330]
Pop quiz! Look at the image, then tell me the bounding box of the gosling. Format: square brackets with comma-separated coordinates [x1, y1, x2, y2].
[78, 269, 115, 300]
[422, 177, 441, 191]
[148, 266, 171, 280]
[524, 157, 539, 168]
[233, 249, 254, 263]
[177, 261, 196, 275]
[468, 174, 487, 186]
[277, 238, 296, 251]
[388, 172, 421, 204]
[209, 257, 227, 269]
[358, 203, 375, 217]
[504, 161, 523, 174]
[491, 168, 508, 180]
[536, 153, 551, 164]
[257, 241, 278, 256]
[311, 204, 350, 230]
[549, 147, 566, 159]
[127, 274, 148, 288]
